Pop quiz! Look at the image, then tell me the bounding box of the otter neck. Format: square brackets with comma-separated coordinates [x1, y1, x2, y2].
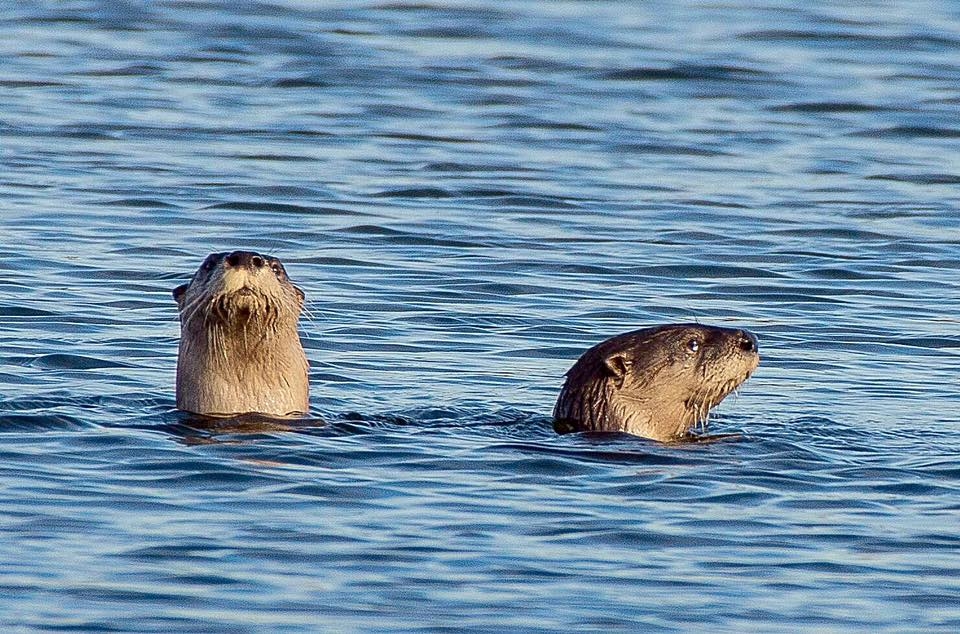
[187, 317, 299, 365]
[614, 390, 698, 439]
[176, 318, 309, 416]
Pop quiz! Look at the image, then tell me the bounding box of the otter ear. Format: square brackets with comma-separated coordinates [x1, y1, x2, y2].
[173, 284, 188, 307]
[603, 352, 631, 388]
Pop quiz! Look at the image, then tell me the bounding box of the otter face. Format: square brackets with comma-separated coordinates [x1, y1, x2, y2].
[554, 324, 759, 441]
[173, 251, 304, 332]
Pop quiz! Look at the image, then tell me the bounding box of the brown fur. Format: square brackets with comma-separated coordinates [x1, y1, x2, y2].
[173, 251, 309, 417]
[554, 324, 759, 441]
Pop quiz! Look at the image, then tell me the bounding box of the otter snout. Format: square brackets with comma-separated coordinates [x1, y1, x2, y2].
[225, 251, 266, 270]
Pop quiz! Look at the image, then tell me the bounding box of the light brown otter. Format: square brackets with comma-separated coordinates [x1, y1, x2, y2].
[173, 251, 309, 417]
[554, 324, 759, 441]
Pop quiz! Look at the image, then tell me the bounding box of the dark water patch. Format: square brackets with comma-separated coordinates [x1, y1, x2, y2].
[231, 153, 315, 162]
[740, 30, 960, 51]
[491, 195, 581, 210]
[769, 227, 897, 241]
[365, 104, 442, 119]
[422, 161, 534, 173]
[20, 354, 132, 370]
[459, 188, 584, 203]
[77, 63, 166, 77]
[769, 101, 891, 113]
[635, 264, 784, 279]
[282, 128, 337, 138]
[866, 173, 960, 185]
[217, 185, 337, 198]
[400, 26, 495, 39]
[0, 413, 88, 431]
[599, 64, 770, 82]
[54, 125, 120, 141]
[850, 125, 960, 139]
[612, 142, 733, 157]
[270, 75, 332, 88]
[554, 263, 620, 275]
[494, 117, 603, 132]
[0, 79, 71, 88]
[373, 186, 453, 198]
[650, 229, 735, 244]
[869, 481, 958, 497]
[110, 246, 187, 258]
[498, 441, 695, 468]
[0, 305, 57, 318]
[452, 281, 553, 297]
[99, 198, 181, 208]
[488, 54, 584, 73]
[0, 393, 134, 413]
[296, 255, 393, 268]
[310, 371, 362, 384]
[15, 13, 100, 26]
[203, 201, 365, 216]
[895, 257, 960, 269]
[805, 267, 879, 281]
[334, 224, 485, 248]
[328, 409, 553, 442]
[375, 132, 476, 144]
[688, 490, 772, 505]
[882, 336, 960, 349]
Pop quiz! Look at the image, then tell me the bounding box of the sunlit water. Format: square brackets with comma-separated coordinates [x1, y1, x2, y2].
[2, 1, 960, 631]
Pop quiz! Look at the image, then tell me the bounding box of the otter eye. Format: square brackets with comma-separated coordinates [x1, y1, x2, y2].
[270, 261, 285, 278]
[686, 338, 700, 353]
[201, 255, 218, 271]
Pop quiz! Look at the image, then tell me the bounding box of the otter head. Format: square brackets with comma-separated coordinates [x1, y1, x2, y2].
[173, 251, 309, 417]
[554, 324, 759, 441]
[173, 251, 304, 333]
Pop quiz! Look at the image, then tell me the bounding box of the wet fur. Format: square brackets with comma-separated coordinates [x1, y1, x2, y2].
[173, 252, 309, 416]
[554, 324, 759, 442]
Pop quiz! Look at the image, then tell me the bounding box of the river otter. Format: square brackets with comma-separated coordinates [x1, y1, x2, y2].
[553, 324, 758, 441]
[173, 251, 309, 417]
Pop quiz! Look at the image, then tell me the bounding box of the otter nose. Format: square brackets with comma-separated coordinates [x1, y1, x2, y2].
[225, 251, 266, 269]
[738, 330, 759, 353]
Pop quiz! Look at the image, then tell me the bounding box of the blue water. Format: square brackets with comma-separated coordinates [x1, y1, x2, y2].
[3, 1, 960, 631]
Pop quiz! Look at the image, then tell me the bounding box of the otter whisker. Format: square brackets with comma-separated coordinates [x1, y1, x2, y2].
[300, 300, 318, 325]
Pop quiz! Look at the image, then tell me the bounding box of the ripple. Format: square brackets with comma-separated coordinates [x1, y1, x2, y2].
[203, 201, 365, 215]
[0, 305, 57, 317]
[0, 413, 88, 431]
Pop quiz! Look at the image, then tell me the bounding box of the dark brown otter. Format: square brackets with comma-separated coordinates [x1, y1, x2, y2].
[554, 324, 759, 441]
[173, 251, 309, 417]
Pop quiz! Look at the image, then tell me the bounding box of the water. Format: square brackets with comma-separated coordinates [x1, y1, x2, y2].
[2, 0, 960, 630]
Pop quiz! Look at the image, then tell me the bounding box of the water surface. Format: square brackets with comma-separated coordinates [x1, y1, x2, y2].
[2, 1, 960, 631]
